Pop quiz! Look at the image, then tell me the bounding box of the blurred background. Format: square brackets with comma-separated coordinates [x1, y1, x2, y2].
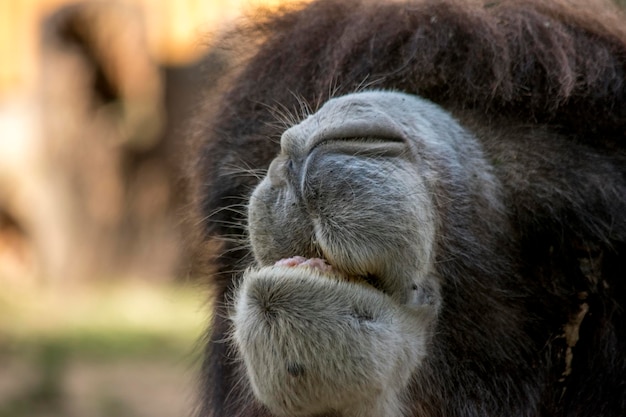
[0, 1, 296, 416]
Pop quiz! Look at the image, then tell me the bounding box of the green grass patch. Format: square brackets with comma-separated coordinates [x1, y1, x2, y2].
[0, 281, 207, 417]
[0, 281, 208, 359]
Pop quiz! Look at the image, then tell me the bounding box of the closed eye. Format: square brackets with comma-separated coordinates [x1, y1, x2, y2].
[311, 136, 407, 158]
[332, 136, 404, 143]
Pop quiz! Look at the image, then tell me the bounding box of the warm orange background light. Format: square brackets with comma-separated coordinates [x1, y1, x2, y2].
[0, 0, 308, 288]
[0, 0, 297, 98]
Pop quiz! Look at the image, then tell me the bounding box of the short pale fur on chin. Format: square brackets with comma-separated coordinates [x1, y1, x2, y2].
[232, 91, 500, 416]
[232, 265, 436, 417]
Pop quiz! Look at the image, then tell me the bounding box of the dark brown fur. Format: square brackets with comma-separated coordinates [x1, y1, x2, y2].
[186, 1, 626, 416]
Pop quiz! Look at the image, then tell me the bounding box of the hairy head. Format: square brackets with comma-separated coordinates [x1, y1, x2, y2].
[188, 1, 626, 417]
[233, 91, 505, 416]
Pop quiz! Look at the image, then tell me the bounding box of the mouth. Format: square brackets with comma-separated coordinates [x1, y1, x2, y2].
[274, 256, 387, 294]
[232, 255, 437, 417]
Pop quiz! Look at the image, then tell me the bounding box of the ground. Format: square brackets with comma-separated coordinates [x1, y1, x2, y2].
[0, 280, 205, 417]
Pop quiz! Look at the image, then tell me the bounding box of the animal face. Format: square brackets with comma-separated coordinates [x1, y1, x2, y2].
[248, 92, 443, 303]
[233, 91, 510, 416]
[188, 1, 626, 416]
[236, 92, 443, 416]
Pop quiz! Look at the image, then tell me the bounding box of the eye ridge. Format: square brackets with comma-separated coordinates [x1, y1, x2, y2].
[308, 136, 406, 160]
[319, 136, 404, 146]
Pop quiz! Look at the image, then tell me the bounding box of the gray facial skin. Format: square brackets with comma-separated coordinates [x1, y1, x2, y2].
[232, 91, 501, 417]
